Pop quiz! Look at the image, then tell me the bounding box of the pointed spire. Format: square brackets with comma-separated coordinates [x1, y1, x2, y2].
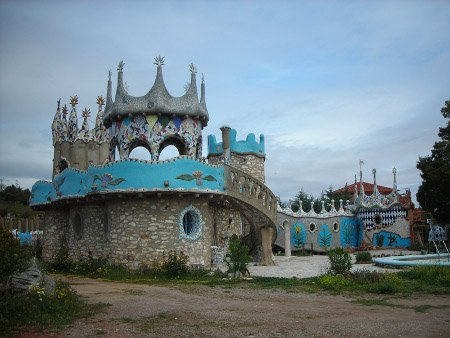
[115, 60, 126, 101]
[152, 55, 170, 97]
[94, 96, 109, 143]
[76, 108, 93, 142]
[200, 73, 206, 103]
[60, 104, 68, 141]
[392, 167, 397, 192]
[359, 160, 365, 196]
[339, 199, 344, 212]
[184, 63, 198, 100]
[67, 95, 79, 141]
[330, 199, 337, 213]
[372, 168, 378, 194]
[105, 70, 113, 112]
[52, 98, 62, 144]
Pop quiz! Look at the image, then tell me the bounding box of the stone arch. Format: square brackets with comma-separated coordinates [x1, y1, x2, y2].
[127, 139, 153, 160]
[156, 136, 187, 160]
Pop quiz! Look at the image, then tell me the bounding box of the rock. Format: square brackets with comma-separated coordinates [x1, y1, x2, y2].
[7, 259, 56, 295]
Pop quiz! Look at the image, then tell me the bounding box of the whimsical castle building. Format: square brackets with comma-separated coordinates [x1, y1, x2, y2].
[31, 57, 277, 268]
[31, 55, 413, 268]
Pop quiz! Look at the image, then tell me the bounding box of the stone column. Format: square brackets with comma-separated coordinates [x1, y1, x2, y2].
[260, 225, 275, 266]
[220, 126, 231, 164]
[284, 222, 291, 258]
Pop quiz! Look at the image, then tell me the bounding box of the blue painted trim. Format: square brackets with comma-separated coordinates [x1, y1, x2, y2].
[30, 157, 225, 206]
[374, 254, 450, 267]
[208, 128, 265, 157]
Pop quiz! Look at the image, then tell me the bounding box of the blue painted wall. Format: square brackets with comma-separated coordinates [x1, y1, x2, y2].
[372, 230, 411, 248]
[291, 222, 307, 249]
[30, 157, 225, 206]
[208, 128, 265, 157]
[340, 217, 363, 247]
[318, 224, 332, 247]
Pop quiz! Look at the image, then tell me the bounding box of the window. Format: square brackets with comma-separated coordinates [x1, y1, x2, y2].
[373, 214, 382, 225]
[333, 222, 340, 232]
[74, 212, 83, 240]
[309, 223, 317, 233]
[179, 205, 203, 240]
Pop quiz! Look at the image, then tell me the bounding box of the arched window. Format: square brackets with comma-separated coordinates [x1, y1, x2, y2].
[129, 146, 152, 161]
[159, 145, 180, 160]
[74, 212, 83, 240]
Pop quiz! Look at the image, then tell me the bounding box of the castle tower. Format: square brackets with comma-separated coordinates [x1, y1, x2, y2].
[103, 56, 209, 161]
[207, 128, 266, 182]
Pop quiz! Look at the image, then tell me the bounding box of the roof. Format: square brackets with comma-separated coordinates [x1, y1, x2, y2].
[103, 57, 208, 128]
[333, 181, 393, 195]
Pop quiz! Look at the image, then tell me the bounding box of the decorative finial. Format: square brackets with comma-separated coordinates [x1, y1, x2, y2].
[372, 168, 377, 186]
[82, 108, 91, 119]
[189, 63, 197, 74]
[96, 96, 105, 106]
[202, 73, 204, 84]
[117, 60, 125, 71]
[393, 167, 397, 190]
[62, 104, 68, 117]
[70, 95, 78, 107]
[359, 160, 364, 182]
[154, 55, 165, 67]
[108, 69, 112, 81]
[57, 98, 61, 110]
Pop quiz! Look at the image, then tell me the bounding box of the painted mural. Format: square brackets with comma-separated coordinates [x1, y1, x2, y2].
[109, 114, 202, 160]
[318, 224, 332, 248]
[291, 222, 307, 249]
[373, 230, 411, 247]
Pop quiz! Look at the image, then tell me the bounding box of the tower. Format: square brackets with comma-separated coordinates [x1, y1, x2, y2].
[103, 56, 209, 161]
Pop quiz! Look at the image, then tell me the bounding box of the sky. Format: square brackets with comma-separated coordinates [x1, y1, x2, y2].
[0, 0, 449, 207]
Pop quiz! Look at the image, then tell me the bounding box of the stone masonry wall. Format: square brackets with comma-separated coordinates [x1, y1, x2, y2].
[42, 196, 216, 269]
[211, 206, 243, 246]
[207, 153, 265, 182]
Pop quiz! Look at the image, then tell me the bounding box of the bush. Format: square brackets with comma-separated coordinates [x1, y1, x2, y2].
[48, 236, 74, 273]
[355, 251, 372, 263]
[159, 250, 189, 279]
[398, 266, 450, 287]
[319, 274, 350, 290]
[350, 269, 384, 284]
[0, 225, 30, 283]
[225, 234, 251, 277]
[327, 248, 352, 276]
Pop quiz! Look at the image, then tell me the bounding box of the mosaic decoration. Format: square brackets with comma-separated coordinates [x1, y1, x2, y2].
[277, 198, 352, 218]
[75, 108, 93, 142]
[208, 128, 265, 157]
[30, 157, 225, 206]
[373, 230, 411, 247]
[92, 173, 126, 189]
[318, 224, 332, 247]
[67, 95, 79, 142]
[291, 222, 306, 249]
[357, 205, 407, 231]
[109, 114, 202, 160]
[178, 205, 204, 240]
[176, 171, 217, 186]
[94, 96, 109, 143]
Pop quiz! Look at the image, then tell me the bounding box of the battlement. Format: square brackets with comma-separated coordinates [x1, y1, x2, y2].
[207, 128, 265, 158]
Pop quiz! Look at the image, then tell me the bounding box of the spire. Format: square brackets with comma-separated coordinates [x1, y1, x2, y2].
[52, 98, 62, 144]
[61, 104, 68, 141]
[67, 95, 79, 141]
[115, 60, 126, 101]
[151, 55, 170, 100]
[76, 108, 92, 142]
[200, 73, 206, 104]
[94, 96, 109, 143]
[372, 168, 378, 194]
[184, 63, 198, 101]
[392, 167, 397, 192]
[105, 70, 113, 112]
[359, 160, 365, 196]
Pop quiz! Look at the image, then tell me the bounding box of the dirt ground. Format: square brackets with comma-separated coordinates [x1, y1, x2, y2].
[21, 276, 450, 337]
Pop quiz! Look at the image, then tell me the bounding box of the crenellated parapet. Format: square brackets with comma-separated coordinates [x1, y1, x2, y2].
[207, 128, 265, 158]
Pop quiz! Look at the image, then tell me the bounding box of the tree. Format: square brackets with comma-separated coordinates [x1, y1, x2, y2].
[291, 189, 315, 212]
[416, 100, 450, 224]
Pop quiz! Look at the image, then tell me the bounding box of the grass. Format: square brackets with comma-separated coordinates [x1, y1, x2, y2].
[0, 280, 109, 336]
[351, 298, 450, 313]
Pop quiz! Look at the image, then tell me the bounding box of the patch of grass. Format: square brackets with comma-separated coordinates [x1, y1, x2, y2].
[138, 312, 172, 333]
[352, 299, 450, 313]
[0, 280, 109, 335]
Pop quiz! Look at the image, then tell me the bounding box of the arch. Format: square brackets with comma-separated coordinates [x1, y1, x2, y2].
[128, 140, 153, 160]
[109, 138, 120, 161]
[157, 136, 187, 160]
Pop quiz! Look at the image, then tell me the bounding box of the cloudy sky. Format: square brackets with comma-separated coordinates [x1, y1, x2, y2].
[0, 0, 449, 206]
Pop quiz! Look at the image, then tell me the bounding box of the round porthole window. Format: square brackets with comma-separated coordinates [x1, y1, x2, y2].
[333, 222, 339, 232]
[373, 214, 382, 226]
[179, 205, 204, 240]
[309, 223, 316, 233]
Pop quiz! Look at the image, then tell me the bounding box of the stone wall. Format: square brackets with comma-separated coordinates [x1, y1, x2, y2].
[211, 206, 243, 246]
[41, 195, 226, 269]
[208, 153, 265, 183]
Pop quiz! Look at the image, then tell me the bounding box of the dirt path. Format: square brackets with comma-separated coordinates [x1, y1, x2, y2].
[31, 277, 450, 337]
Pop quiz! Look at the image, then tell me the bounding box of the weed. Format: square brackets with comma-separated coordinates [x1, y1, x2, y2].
[328, 248, 352, 276]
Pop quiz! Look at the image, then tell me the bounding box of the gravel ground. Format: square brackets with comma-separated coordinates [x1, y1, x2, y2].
[17, 252, 450, 337]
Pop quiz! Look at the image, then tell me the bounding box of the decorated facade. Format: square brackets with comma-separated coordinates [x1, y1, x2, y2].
[31, 57, 277, 269]
[275, 166, 412, 253]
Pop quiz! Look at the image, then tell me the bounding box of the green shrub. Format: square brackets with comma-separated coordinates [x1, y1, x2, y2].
[225, 234, 251, 277]
[159, 250, 189, 279]
[350, 269, 384, 284]
[48, 236, 75, 273]
[355, 251, 372, 263]
[327, 248, 352, 276]
[319, 274, 350, 290]
[398, 266, 450, 287]
[0, 225, 30, 283]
